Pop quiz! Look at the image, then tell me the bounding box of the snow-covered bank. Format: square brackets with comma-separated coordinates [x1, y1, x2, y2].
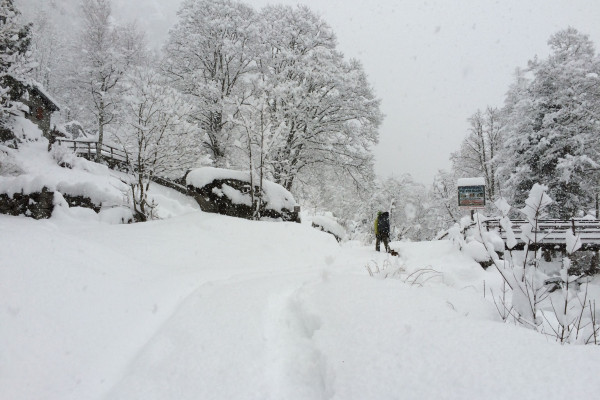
[0, 137, 128, 208]
[2, 209, 600, 400]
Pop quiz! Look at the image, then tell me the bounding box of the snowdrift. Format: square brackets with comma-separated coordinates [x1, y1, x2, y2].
[2, 132, 600, 400]
[2, 206, 600, 399]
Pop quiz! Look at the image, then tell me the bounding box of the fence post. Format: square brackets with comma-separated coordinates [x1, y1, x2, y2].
[88, 142, 91, 159]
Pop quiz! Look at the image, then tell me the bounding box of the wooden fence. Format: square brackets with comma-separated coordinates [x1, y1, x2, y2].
[56, 139, 128, 165]
[482, 218, 600, 251]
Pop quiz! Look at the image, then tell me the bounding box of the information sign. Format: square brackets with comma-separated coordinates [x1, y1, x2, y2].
[457, 177, 486, 208]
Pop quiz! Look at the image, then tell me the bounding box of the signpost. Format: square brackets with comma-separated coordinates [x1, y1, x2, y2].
[457, 177, 486, 220]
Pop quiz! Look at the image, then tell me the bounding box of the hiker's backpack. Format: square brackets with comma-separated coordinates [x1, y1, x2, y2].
[379, 212, 390, 236]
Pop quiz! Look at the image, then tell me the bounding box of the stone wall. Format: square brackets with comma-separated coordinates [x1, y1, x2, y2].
[150, 175, 188, 195]
[0, 189, 101, 219]
[62, 194, 101, 213]
[0, 187, 54, 219]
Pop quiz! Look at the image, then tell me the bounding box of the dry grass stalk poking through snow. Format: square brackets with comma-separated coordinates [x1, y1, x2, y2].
[365, 257, 443, 287]
[365, 258, 404, 280]
[404, 268, 443, 287]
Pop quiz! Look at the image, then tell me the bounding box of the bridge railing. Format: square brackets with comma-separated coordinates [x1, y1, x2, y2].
[482, 218, 600, 250]
[56, 139, 128, 164]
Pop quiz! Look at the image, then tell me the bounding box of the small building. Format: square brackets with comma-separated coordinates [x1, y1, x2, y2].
[2, 75, 60, 137]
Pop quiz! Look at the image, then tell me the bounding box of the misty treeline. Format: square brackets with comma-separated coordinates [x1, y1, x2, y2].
[10, 0, 599, 239]
[448, 27, 600, 222]
[0, 0, 480, 240]
[352, 27, 600, 242]
[4, 0, 391, 227]
[373, 27, 600, 241]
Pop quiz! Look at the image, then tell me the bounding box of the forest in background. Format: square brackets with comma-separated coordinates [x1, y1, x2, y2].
[448, 27, 600, 222]
[3, 0, 600, 241]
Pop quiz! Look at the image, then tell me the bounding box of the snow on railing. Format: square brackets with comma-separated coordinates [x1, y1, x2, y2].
[482, 218, 600, 250]
[56, 139, 128, 163]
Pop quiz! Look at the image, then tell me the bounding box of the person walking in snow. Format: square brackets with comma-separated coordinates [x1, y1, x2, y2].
[374, 211, 391, 253]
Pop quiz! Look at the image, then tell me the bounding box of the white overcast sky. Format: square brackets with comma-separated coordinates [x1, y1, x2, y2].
[21, 0, 600, 184]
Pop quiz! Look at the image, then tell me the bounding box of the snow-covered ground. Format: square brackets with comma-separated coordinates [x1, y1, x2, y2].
[0, 119, 129, 208]
[2, 187, 600, 400]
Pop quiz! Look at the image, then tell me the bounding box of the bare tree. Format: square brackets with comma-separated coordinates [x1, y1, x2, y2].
[162, 0, 257, 167]
[451, 107, 503, 200]
[115, 66, 201, 220]
[258, 5, 382, 191]
[430, 169, 459, 226]
[231, 81, 284, 219]
[76, 0, 145, 161]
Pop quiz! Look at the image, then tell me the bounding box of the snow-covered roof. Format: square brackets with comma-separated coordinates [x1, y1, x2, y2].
[31, 82, 61, 112]
[457, 177, 485, 187]
[186, 167, 296, 211]
[4, 74, 61, 111]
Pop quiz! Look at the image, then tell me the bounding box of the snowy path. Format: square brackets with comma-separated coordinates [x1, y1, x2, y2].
[3, 210, 600, 399]
[105, 272, 332, 400]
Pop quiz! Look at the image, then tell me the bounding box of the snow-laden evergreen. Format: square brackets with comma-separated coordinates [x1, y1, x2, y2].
[0, 0, 34, 128]
[452, 28, 600, 220]
[500, 28, 600, 218]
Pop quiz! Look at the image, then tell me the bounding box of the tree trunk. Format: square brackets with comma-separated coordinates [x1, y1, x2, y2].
[96, 104, 104, 163]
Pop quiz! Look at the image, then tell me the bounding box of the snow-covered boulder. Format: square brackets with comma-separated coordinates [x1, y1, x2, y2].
[464, 239, 491, 263]
[54, 121, 89, 140]
[1, 115, 45, 146]
[311, 214, 346, 242]
[186, 167, 300, 222]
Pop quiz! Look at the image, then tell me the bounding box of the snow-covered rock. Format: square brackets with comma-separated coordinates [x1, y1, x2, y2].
[186, 167, 299, 222]
[55, 121, 90, 140]
[311, 214, 346, 242]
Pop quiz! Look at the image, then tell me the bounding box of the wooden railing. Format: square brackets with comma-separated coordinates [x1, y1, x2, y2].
[438, 218, 600, 251]
[482, 218, 600, 251]
[56, 139, 128, 164]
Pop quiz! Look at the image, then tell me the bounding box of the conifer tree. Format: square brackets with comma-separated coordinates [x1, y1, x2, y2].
[500, 28, 600, 217]
[0, 0, 33, 129]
